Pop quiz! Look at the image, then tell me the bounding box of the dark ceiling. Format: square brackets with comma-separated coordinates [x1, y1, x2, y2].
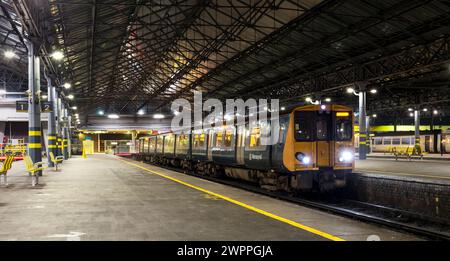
[1, 0, 450, 120]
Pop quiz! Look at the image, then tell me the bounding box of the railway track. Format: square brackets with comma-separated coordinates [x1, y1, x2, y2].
[134, 158, 450, 241]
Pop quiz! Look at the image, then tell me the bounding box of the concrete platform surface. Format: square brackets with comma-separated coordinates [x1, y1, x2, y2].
[0, 154, 419, 241]
[356, 158, 450, 183]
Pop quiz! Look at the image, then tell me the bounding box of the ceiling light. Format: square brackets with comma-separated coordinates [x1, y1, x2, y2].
[423, 108, 428, 112]
[305, 97, 312, 103]
[153, 114, 165, 119]
[4, 50, 16, 59]
[281, 107, 286, 111]
[372, 114, 377, 118]
[325, 98, 332, 102]
[51, 51, 64, 60]
[67, 94, 74, 100]
[63, 83, 71, 89]
[409, 113, 414, 117]
[137, 109, 145, 115]
[433, 110, 438, 115]
[408, 108, 413, 112]
[346, 88, 355, 94]
[72, 106, 77, 110]
[42, 95, 48, 99]
[370, 89, 378, 94]
[108, 114, 120, 119]
[98, 110, 105, 116]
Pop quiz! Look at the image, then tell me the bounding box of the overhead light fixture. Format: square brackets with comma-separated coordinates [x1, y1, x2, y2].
[281, 107, 286, 111]
[4, 50, 16, 59]
[370, 89, 378, 94]
[423, 108, 428, 112]
[72, 106, 77, 110]
[98, 110, 105, 116]
[433, 110, 439, 115]
[67, 94, 74, 100]
[137, 109, 145, 115]
[408, 108, 413, 112]
[346, 88, 355, 94]
[51, 50, 64, 60]
[153, 113, 165, 119]
[372, 114, 377, 118]
[63, 83, 72, 89]
[305, 97, 312, 103]
[0, 89, 6, 95]
[325, 98, 332, 102]
[108, 114, 120, 119]
[409, 113, 414, 117]
[42, 95, 48, 99]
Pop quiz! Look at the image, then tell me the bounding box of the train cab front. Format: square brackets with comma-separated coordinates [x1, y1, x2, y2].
[285, 105, 354, 192]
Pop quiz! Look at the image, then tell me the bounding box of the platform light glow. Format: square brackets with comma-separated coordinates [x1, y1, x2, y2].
[372, 114, 377, 118]
[51, 51, 64, 60]
[346, 87, 355, 94]
[281, 107, 286, 111]
[67, 94, 74, 100]
[98, 110, 105, 116]
[423, 108, 428, 112]
[305, 97, 313, 102]
[72, 106, 77, 110]
[63, 83, 72, 89]
[433, 110, 439, 115]
[325, 98, 332, 102]
[409, 113, 414, 117]
[370, 89, 378, 94]
[4, 50, 16, 59]
[108, 114, 120, 119]
[137, 109, 145, 115]
[408, 108, 413, 112]
[42, 95, 48, 99]
[153, 113, 165, 119]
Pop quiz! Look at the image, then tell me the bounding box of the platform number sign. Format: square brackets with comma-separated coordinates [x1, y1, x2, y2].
[16, 101, 28, 112]
[16, 101, 53, 113]
[41, 101, 53, 113]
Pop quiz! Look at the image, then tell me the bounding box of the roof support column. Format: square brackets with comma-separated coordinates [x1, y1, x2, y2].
[56, 97, 63, 157]
[414, 110, 421, 155]
[26, 39, 43, 176]
[46, 75, 57, 167]
[357, 81, 367, 160]
[63, 106, 69, 160]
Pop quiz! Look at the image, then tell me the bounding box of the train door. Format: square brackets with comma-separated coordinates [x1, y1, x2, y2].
[425, 135, 430, 153]
[316, 113, 331, 167]
[236, 125, 245, 165]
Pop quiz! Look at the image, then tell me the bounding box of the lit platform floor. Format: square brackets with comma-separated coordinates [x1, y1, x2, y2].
[366, 152, 450, 161]
[0, 154, 419, 241]
[355, 158, 450, 183]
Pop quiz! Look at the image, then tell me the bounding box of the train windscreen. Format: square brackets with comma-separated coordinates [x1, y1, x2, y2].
[335, 112, 352, 141]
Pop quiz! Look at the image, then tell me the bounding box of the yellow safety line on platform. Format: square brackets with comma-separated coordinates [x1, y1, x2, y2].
[119, 158, 345, 242]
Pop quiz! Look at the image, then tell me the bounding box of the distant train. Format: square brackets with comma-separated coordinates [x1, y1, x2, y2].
[368, 130, 449, 154]
[134, 105, 355, 192]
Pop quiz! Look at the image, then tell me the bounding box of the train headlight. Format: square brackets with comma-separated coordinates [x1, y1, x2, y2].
[339, 150, 354, 163]
[296, 152, 311, 165]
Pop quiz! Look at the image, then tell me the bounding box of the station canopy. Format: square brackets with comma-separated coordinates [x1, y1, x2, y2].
[0, 0, 449, 117]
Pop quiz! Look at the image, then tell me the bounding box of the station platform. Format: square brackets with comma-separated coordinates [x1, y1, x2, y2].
[355, 158, 450, 183]
[365, 153, 450, 161]
[0, 154, 419, 241]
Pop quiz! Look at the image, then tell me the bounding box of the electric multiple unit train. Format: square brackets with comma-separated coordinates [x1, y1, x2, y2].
[134, 105, 355, 192]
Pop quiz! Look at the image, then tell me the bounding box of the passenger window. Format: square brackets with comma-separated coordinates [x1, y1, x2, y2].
[294, 112, 313, 141]
[383, 138, 391, 145]
[401, 137, 411, 145]
[392, 138, 401, 145]
[374, 138, 382, 145]
[215, 131, 223, 147]
[224, 129, 234, 148]
[249, 127, 261, 147]
[193, 133, 206, 148]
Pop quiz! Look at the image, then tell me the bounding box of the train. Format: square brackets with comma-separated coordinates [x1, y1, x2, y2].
[368, 130, 449, 154]
[133, 104, 355, 192]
